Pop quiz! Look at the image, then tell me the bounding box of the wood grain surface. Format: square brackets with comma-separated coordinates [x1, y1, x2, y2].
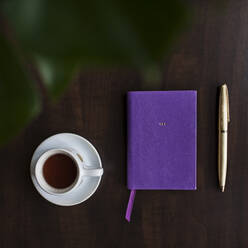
[1, 1, 248, 247]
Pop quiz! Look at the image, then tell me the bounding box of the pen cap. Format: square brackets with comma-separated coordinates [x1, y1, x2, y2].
[219, 84, 230, 131]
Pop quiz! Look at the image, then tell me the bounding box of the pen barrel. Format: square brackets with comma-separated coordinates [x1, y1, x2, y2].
[218, 131, 228, 187]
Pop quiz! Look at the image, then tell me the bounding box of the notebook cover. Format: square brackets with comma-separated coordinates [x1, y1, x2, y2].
[127, 91, 197, 190]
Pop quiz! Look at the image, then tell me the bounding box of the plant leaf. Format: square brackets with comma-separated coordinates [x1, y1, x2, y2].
[2, 0, 189, 97]
[35, 55, 77, 99]
[0, 33, 40, 145]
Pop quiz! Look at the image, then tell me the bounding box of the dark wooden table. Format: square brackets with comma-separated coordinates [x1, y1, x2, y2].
[1, 1, 248, 247]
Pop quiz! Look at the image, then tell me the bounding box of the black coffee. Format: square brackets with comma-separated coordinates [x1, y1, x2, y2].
[43, 154, 77, 189]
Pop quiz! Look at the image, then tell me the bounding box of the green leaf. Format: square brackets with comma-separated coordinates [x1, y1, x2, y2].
[0, 33, 40, 145]
[2, 0, 189, 96]
[35, 55, 77, 99]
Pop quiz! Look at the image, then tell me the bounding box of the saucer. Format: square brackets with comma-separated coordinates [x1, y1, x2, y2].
[30, 133, 103, 206]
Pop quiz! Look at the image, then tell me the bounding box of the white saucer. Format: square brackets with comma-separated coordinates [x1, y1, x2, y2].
[30, 133, 103, 206]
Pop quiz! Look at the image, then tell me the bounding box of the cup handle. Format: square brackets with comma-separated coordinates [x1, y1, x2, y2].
[80, 163, 103, 177]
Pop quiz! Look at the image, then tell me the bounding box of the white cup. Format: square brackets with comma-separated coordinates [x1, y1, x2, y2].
[34, 148, 103, 195]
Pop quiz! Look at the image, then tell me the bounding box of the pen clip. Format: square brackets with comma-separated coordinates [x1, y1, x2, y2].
[226, 85, 230, 122]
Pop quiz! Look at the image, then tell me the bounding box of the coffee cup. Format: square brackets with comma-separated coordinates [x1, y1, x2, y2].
[34, 148, 103, 195]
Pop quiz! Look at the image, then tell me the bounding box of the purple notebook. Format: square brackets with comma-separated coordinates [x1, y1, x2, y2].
[126, 91, 197, 221]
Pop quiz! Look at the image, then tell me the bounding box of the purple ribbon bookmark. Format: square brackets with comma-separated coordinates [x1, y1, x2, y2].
[125, 190, 136, 222]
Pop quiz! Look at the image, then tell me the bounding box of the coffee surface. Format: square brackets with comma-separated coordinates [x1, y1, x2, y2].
[43, 154, 77, 189]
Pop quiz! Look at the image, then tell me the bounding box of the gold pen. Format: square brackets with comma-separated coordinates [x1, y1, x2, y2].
[218, 84, 230, 192]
